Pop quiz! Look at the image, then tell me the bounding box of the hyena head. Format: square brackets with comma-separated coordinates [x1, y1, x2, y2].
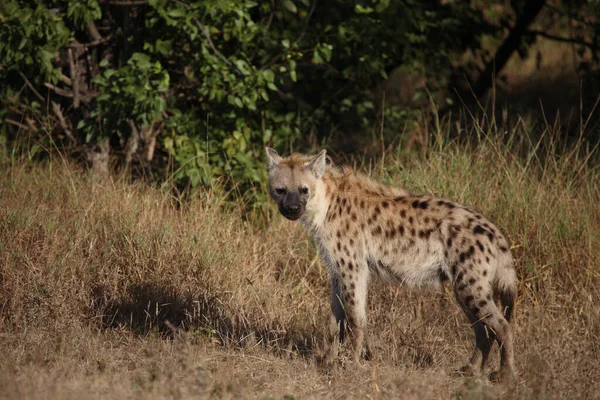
[265, 147, 327, 221]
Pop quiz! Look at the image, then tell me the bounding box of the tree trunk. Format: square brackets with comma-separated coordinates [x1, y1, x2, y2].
[88, 140, 110, 176]
[471, 1, 546, 99]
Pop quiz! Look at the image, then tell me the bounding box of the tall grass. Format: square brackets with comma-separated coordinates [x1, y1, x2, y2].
[0, 111, 599, 399]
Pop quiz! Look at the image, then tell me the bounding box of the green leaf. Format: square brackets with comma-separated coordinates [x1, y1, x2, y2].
[312, 50, 322, 64]
[234, 59, 250, 75]
[167, 8, 187, 18]
[281, 0, 297, 13]
[355, 5, 374, 14]
[130, 52, 151, 68]
[263, 129, 272, 143]
[164, 137, 174, 153]
[155, 39, 171, 56]
[321, 44, 332, 62]
[189, 168, 201, 186]
[103, 69, 115, 78]
[228, 95, 243, 108]
[262, 69, 275, 83]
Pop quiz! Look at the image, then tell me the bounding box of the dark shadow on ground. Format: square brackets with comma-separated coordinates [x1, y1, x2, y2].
[89, 281, 318, 358]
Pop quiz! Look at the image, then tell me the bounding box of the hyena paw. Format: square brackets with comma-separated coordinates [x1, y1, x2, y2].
[488, 369, 516, 387]
[453, 364, 481, 378]
[362, 345, 372, 361]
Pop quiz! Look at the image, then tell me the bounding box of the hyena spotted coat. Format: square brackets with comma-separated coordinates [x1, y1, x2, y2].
[266, 148, 517, 382]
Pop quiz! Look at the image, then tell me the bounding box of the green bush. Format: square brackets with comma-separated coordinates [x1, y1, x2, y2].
[0, 1, 70, 83]
[2, 0, 599, 196]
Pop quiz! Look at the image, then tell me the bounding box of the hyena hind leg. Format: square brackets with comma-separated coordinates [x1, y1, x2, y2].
[455, 285, 515, 384]
[470, 318, 496, 376]
[486, 309, 516, 385]
[454, 288, 494, 377]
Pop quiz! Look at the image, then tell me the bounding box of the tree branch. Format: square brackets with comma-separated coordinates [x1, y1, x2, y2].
[527, 29, 596, 49]
[170, 0, 244, 77]
[66, 35, 113, 48]
[543, 4, 596, 27]
[9, 106, 26, 116]
[5, 118, 31, 131]
[45, 83, 94, 103]
[471, 0, 546, 99]
[60, 74, 73, 86]
[45, 83, 74, 98]
[262, 0, 317, 71]
[51, 101, 75, 142]
[17, 70, 44, 102]
[68, 48, 81, 109]
[292, 0, 317, 48]
[87, 21, 103, 42]
[143, 122, 161, 161]
[125, 119, 140, 163]
[250, 0, 275, 62]
[105, 0, 148, 5]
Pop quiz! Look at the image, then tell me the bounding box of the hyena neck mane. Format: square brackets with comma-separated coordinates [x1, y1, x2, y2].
[301, 163, 409, 232]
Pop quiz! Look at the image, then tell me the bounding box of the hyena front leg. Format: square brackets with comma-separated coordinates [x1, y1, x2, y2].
[326, 260, 370, 363]
[325, 273, 346, 364]
[340, 259, 370, 363]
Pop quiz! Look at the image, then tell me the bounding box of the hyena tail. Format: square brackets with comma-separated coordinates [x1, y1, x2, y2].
[494, 264, 517, 322]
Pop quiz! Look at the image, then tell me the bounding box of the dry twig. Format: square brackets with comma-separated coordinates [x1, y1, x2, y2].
[17, 70, 44, 102]
[5, 118, 30, 131]
[51, 101, 75, 142]
[68, 49, 81, 109]
[44, 83, 74, 98]
[66, 35, 113, 49]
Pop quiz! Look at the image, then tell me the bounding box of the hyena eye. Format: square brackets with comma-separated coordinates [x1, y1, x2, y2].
[275, 188, 287, 195]
[299, 187, 309, 195]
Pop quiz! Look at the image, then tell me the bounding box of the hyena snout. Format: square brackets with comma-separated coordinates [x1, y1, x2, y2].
[279, 193, 305, 221]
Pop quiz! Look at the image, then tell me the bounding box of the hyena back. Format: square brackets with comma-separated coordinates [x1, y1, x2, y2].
[266, 148, 517, 382]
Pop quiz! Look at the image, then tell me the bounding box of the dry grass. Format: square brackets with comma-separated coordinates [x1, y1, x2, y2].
[1, 121, 599, 399]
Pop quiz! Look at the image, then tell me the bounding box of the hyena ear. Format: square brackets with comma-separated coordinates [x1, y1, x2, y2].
[265, 147, 282, 169]
[306, 149, 327, 179]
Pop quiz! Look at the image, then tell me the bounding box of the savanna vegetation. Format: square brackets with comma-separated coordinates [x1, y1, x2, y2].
[1, 0, 600, 399]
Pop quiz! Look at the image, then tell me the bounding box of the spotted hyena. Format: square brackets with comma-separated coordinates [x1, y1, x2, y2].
[266, 148, 517, 382]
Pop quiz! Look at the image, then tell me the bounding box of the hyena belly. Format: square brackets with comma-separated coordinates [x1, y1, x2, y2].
[366, 244, 449, 290]
[353, 195, 452, 289]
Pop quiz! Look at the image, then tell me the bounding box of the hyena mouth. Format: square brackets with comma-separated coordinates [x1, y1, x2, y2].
[280, 209, 303, 221]
[282, 212, 302, 221]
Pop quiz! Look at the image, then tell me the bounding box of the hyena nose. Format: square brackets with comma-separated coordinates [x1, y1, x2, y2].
[286, 204, 300, 213]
